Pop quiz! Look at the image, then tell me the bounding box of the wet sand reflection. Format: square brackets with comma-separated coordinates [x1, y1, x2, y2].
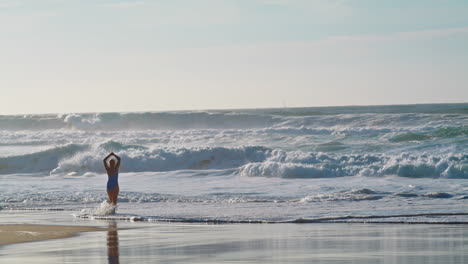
[107, 222, 119, 264]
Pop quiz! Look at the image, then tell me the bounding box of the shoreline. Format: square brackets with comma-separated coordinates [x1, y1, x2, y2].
[1, 211, 467, 263]
[0, 224, 108, 246]
[1, 219, 467, 263]
[4, 207, 468, 224]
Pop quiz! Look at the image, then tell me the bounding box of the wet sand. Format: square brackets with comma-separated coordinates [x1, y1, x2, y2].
[1, 210, 467, 263]
[0, 224, 106, 246]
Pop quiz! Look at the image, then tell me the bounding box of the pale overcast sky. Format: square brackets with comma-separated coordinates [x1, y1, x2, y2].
[1, 0, 467, 114]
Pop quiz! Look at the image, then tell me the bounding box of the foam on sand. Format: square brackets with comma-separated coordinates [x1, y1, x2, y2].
[0, 225, 106, 246]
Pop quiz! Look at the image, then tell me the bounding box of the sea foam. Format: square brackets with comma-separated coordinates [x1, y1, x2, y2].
[1, 141, 467, 179]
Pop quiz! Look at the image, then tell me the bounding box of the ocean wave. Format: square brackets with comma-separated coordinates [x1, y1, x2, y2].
[238, 162, 348, 178]
[389, 133, 432, 142]
[50, 144, 269, 175]
[421, 192, 454, 198]
[0, 142, 466, 179]
[257, 103, 468, 116]
[2, 188, 459, 209]
[0, 144, 88, 174]
[394, 192, 419, 197]
[0, 112, 279, 131]
[238, 153, 468, 179]
[388, 125, 468, 142]
[433, 125, 468, 137]
[0, 107, 466, 135]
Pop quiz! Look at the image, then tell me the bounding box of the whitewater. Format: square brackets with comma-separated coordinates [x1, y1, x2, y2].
[0, 103, 467, 223]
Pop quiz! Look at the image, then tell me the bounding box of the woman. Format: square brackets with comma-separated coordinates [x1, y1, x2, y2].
[103, 152, 121, 206]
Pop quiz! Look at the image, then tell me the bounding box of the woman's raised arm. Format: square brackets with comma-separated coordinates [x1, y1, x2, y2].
[111, 152, 121, 169]
[103, 153, 113, 170]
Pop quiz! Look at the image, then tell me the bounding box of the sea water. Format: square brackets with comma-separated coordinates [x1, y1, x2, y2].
[0, 103, 467, 223]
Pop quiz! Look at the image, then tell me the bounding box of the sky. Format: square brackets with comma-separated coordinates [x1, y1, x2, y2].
[1, 0, 468, 114]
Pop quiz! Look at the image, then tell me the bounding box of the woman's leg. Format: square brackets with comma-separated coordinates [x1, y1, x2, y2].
[106, 185, 119, 205]
[112, 185, 119, 206]
[107, 189, 113, 204]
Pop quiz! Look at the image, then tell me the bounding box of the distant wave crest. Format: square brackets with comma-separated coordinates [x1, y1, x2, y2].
[0, 108, 467, 136]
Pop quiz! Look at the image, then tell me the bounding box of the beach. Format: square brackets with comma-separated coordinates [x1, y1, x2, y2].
[1, 210, 467, 263]
[2, 0, 467, 260]
[0, 224, 106, 246]
[0, 104, 467, 262]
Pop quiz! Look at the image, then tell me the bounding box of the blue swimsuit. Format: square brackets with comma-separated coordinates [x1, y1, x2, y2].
[107, 171, 119, 191]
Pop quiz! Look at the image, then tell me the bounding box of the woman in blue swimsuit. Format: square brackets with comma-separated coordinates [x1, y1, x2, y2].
[103, 152, 121, 206]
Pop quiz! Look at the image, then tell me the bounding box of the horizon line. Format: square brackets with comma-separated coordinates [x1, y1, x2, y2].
[1, 101, 467, 116]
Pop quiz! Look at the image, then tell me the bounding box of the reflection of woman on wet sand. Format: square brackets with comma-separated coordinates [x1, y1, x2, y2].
[103, 152, 121, 206]
[107, 222, 120, 264]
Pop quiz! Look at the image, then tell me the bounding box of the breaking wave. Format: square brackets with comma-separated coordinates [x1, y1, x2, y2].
[0, 142, 466, 178]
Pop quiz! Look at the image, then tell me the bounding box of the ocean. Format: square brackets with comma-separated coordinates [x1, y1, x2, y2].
[0, 103, 467, 223]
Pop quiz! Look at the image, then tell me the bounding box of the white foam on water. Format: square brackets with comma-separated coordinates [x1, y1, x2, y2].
[0, 142, 466, 178]
[79, 201, 116, 216]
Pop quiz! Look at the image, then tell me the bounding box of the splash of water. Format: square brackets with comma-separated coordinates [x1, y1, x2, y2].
[79, 200, 116, 216]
